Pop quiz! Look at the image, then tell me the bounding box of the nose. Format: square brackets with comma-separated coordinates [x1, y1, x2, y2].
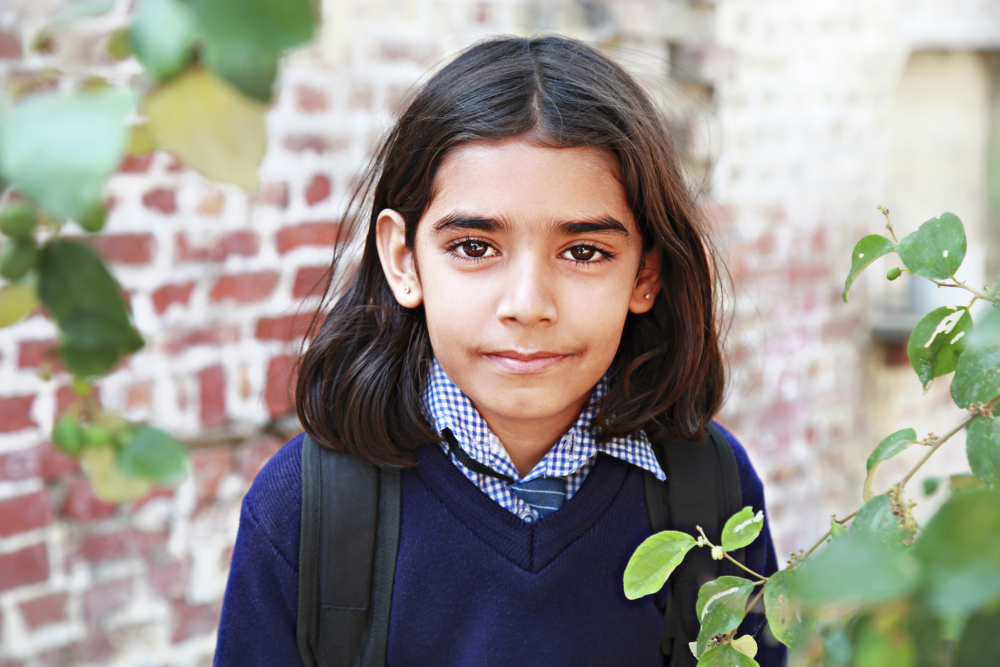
[495, 253, 558, 327]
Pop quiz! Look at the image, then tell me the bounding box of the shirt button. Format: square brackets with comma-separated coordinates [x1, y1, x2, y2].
[521, 513, 535, 524]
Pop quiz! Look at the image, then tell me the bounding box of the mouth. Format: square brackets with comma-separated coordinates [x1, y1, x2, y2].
[482, 350, 571, 375]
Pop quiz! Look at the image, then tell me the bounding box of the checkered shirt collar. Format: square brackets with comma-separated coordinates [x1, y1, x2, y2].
[422, 357, 666, 483]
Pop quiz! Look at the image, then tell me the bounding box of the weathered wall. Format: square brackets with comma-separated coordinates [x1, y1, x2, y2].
[0, 0, 998, 664]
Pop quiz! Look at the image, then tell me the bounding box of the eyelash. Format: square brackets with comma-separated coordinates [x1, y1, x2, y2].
[444, 237, 616, 265]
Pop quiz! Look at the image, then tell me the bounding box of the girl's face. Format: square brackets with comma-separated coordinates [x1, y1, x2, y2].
[377, 137, 660, 442]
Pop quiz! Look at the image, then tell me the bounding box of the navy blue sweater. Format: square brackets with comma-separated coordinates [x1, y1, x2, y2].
[214, 428, 786, 665]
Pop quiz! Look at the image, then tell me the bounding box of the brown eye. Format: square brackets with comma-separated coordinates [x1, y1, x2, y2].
[569, 245, 597, 261]
[463, 241, 489, 257]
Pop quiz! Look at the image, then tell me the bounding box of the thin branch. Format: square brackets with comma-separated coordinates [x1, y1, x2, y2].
[899, 410, 981, 489]
[745, 585, 766, 617]
[695, 525, 768, 582]
[925, 276, 995, 302]
[799, 510, 858, 561]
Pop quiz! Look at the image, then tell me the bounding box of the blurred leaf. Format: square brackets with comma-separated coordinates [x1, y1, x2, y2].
[0, 87, 137, 222]
[104, 28, 132, 60]
[694, 576, 755, 657]
[52, 415, 84, 456]
[721, 506, 764, 552]
[0, 283, 38, 327]
[822, 627, 853, 667]
[144, 67, 266, 191]
[0, 203, 38, 238]
[202, 39, 278, 102]
[956, 604, 1000, 667]
[896, 213, 967, 280]
[82, 444, 151, 503]
[966, 305, 1000, 355]
[851, 494, 915, 550]
[623, 531, 696, 599]
[696, 643, 759, 667]
[117, 425, 189, 485]
[852, 615, 916, 667]
[763, 569, 811, 648]
[950, 473, 985, 492]
[914, 487, 1000, 616]
[950, 342, 1000, 409]
[125, 122, 157, 155]
[864, 428, 918, 501]
[50, 0, 115, 27]
[907, 307, 972, 391]
[129, 0, 197, 81]
[189, 0, 316, 56]
[843, 234, 895, 302]
[830, 522, 847, 539]
[37, 239, 144, 377]
[966, 417, 1000, 486]
[923, 477, 941, 496]
[796, 535, 919, 605]
[0, 237, 38, 280]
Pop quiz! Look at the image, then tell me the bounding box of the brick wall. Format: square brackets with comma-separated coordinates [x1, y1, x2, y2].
[1, 0, 999, 663]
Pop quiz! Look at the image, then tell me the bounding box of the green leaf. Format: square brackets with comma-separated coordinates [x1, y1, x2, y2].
[202, 39, 279, 102]
[853, 615, 917, 667]
[763, 569, 811, 648]
[913, 487, 1000, 615]
[830, 522, 847, 539]
[843, 234, 895, 302]
[189, 0, 316, 56]
[864, 428, 918, 500]
[0, 87, 137, 223]
[0, 283, 38, 327]
[896, 212, 967, 279]
[117, 425, 189, 485]
[82, 444, 151, 503]
[0, 237, 38, 281]
[36, 239, 144, 377]
[923, 477, 941, 496]
[696, 643, 760, 667]
[796, 535, 919, 605]
[963, 304, 1000, 353]
[52, 415, 84, 456]
[720, 506, 764, 552]
[907, 306, 973, 391]
[731, 636, 757, 658]
[956, 604, 1000, 667]
[966, 417, 1000, 486]
[951, 342, 1000, 409]
[694, 576, 755, 657]
[623, 530, 696, 599]
[129, 0, 197, 81]
[144, 68, 267, 191]
[0, 203, 38, 238]
[850, 494, 915, 550]
[950, 473, 985, 492]
[822, 626, 853, 667]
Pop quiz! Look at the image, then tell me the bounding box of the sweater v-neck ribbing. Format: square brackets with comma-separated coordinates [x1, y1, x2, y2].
[414, 443, 632, 573]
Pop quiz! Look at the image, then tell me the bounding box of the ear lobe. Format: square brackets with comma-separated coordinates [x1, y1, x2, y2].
[628, 248, 662, 314]
[375, 208, 423, 307]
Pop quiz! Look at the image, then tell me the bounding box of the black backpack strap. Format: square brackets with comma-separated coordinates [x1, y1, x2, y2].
[645, 421, 746, 667]
[297, 433, 400, 667]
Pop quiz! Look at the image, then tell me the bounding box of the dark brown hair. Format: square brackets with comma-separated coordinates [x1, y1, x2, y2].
[295, 35, 725, 468]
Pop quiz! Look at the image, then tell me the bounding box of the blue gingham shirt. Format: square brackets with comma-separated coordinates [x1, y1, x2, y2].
[422, 358, 666, 522]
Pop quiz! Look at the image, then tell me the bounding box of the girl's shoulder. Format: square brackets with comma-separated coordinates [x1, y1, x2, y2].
[239, 432, 305, 570]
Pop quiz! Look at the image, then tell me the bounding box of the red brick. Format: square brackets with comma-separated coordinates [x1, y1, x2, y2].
[277, 221, 338, 254]
[55, 384, 100, 419]
[152, 281, 196, 314]
[0, 491, 52, 537]
[43, 631, 113, 665]
[0, 29, 22, 59]
[0, 544, 49, 592]
[0, 447, 39, 481]
[198, 365, 226, 429]
[89, 233, 155, 265]
[119, 153, 154, 173]
[20, 592, 68, 629]
[83, 578, 131, 624]
[293, 265, 329, 299]
[191, 447, 232, 505]
[172, 601, 221, 643]
[62, 476, 117, 521]
[0, 394, 37, 433]
[69, 529, 167, 565]
[235, 434, 283, 483]
[296, 84, 328, 113]
[164, 325, 240, 355]
[175, 230, 259, 262]
[304, 174, 332, 205]
[150, 559, 189, 600]
[264, 355, 297, 418]
[38, 441, 80, 481]
[253, 181, 289, 208]
[17, 339, 62, 371]
[209, 271, 280, 304]
[254, 312, 315, 342]
[142, 187, 177, 214]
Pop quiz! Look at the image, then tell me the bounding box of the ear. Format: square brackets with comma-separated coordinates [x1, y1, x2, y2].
[375, 208, 423, 308]
[628, 247, 662, 314]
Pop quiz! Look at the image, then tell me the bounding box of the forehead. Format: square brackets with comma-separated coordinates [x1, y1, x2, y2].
[424, 138, 634, 232]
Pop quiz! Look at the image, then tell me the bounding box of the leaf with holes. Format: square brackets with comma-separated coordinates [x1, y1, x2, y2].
[896, 212, 967, 280]
[694, 576, 755, 658]
[763, 569, 811, 648]
[951, 342, 1000, 410]
[721, 506, 764, 552]
[864, 428, 918, 501]
[623, 531, 696, 599]
[851, 494, 915, 551]
[843, 234, 896, 302]
[965, 417, 1000, 486]
[907, 306, 973, 391]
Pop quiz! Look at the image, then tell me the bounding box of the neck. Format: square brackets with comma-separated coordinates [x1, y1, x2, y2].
[472, 391, 591, 477]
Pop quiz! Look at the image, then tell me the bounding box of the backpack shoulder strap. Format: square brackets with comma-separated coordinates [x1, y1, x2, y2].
[297, 433, 400, 667]
[644, 421, 746, 667]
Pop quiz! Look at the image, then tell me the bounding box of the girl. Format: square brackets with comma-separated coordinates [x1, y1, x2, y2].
[215, 35, 784, 666]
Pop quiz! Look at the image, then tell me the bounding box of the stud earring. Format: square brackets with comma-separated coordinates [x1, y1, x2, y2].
[645, 293, 651, 300]
[403, 285, 411, 294]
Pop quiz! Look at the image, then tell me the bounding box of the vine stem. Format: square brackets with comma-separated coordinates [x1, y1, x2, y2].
[695, 525, 768, 582]
[745, 585, 766, 617]
[925, 276, 996, 302]
[898, 410, 981, 489]
[799, 510, 858, 561]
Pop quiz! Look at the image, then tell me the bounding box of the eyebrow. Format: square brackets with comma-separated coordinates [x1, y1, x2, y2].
[431, 212, 630, 238]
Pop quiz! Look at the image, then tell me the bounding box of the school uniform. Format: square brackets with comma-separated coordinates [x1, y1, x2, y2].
[214, 361, 786, 666]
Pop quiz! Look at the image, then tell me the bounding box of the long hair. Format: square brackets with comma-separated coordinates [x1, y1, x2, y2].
[295, 35, 725, 468]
